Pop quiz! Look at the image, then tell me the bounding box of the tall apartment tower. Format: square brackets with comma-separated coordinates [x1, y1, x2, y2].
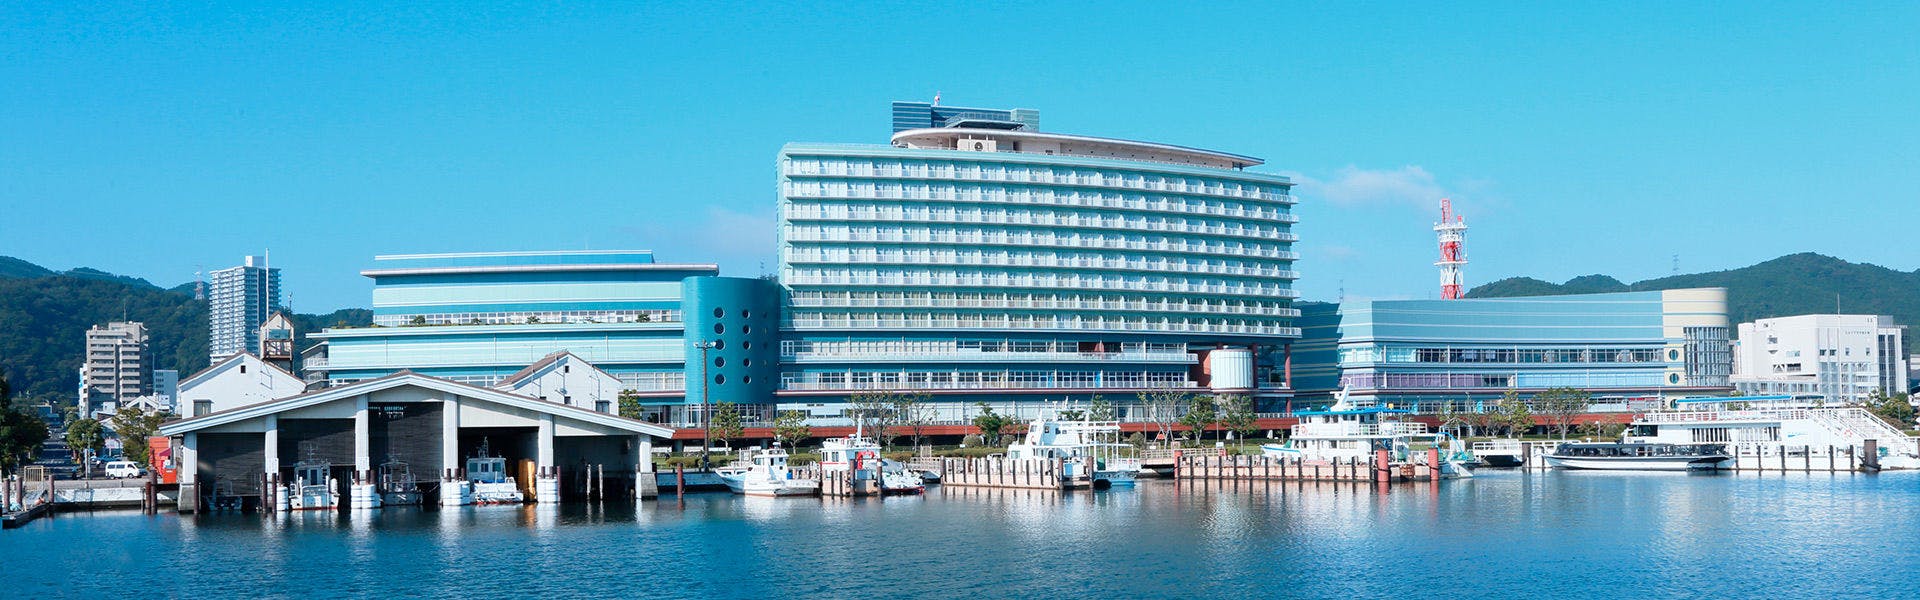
[208, 255, 282, 360]
[81, 321, 151, 415]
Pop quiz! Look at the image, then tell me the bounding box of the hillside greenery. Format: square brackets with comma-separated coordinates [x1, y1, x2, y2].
[0, 257, 370, 404]
[1467, 253, 1920, 352]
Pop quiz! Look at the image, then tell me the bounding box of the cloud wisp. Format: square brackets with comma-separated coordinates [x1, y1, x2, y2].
[1286, 165, 1462, 213]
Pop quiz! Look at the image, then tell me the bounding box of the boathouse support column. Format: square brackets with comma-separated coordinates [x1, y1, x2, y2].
[178, 432, 199, 513]
[536, 413, 558, 502]
[351, 394, 379, 509]
[440, 394, 468, 506]
[635, 435, 657, 500]
[263, 415, 280, 476]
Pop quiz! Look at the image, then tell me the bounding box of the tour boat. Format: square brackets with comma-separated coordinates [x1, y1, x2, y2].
[1545, 442, 1733, 471]
[820, 429, 923, 494]
[1263, 388, 1428, 463]
[467, 440, 525, 504]
[1005, 414, 1138, 488]
[715, 445, 821, 498]
[1471, 439, 1526, 468]
[287, 458, 337, 511]
[378, 459, 423, 506]
[1625, 395, 1918, 470]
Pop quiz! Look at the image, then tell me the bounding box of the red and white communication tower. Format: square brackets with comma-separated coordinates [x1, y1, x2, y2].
[1434, 198, 1468, 299]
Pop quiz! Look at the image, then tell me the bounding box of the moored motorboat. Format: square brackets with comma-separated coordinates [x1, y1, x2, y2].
[1006, 412, 1138, 489]
[378, 459, 422, 506]
[716, 445, 821, 498]
[1545, 442, 1732, 471]
[820, 430, 922, 494]
[467, 440, 525, 504]
[287, 457, 337, 511]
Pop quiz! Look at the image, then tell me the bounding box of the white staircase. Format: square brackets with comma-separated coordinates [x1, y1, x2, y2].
[1810, 408, 1919, 458]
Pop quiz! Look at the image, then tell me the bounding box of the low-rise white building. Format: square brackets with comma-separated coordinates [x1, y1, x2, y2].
[492, 351, 627, 414]
[1732, 314, 1908, 403]
[178, 353, 307, 416]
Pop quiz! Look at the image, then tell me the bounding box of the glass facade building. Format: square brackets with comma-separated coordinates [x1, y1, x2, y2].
[776, 104, 1302, 416]
[313, 251, 722, 396]
[1291, 289, 1734, 409]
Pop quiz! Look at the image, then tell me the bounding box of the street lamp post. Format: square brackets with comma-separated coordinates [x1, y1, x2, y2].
[695, 340, 717, 471]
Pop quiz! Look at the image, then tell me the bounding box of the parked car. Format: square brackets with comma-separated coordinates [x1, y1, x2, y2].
[104, 461, 145, 479]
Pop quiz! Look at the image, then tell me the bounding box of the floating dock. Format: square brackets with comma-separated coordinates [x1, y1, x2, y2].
[1175, 451, 1439, 483]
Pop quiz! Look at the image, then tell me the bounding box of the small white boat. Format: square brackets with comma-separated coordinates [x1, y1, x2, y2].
[378, 459, 422, 506]
[716, 446, 820, 498]
[287, 458, 337, 511]
[1006, 412, 1138, 489]
[1264, 387, 1427, 463]
[467, 441, 525, 504]
[820, 430, 923, 494]
[1471, 439, 1525, 468]
[1629, 395, 1919, 469]
[1545, 442, 1732, 471]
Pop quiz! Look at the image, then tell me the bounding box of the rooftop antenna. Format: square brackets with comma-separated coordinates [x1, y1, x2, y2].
[1671, 255, 1679, 275]
[933, 91, 941, 106]
[194, 265, 205, 301]
[1337, 279, 1345, 303]
[1434, 198, 1468, 299]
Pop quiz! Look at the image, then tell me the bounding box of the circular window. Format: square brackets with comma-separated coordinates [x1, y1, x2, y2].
[743, 325, 752, 334]
[713, 339, 725, 350]
[714, 357, 725, 368]
[743, 375, 752, 384]
[742, 358, 751, 367]
[742, 310, 751, 319]
[714, 374, 725, 385]
[713, 308, 724, 318]
[713, 323, 725, 334]
[1667, 373, 1681, 384]
[1667, 349, 1680, 361]
[742, 341, 751, 349]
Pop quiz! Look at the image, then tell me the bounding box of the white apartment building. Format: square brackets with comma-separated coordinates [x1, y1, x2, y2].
[81, 321, 150, 415]
[208, 255, 281, 360]
[1732, 314, 1908, 403]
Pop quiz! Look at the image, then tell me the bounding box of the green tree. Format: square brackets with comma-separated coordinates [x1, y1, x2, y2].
[616, 389, 644, 420]
[1058, 408, 1086, 421]
[1534, 387, 1591, 439]
[65, 417, 106, 477]
[1179, 395, 1219, 442]
[1217, 394, 1257, 441]
[709, 402, 743, 452]
[108, 406, 171, 470]
[1498, 391, 1533, 438]
[0, 376, 51, 474]
[772, 410, 811, 449]
[1867, 390, 1915, 428]
[1087, 395, 1115, 421]
[1138, 390, 1190, 445]
[971, 403, 1015, 447]
[894, 392, 934, 450]
[848, 391, 898, 445]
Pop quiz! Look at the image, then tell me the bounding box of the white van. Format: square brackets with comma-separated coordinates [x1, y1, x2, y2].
[104, 461, 145, 479]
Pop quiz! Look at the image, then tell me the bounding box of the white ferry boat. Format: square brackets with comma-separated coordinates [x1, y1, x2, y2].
[716, 445, 821, 498]
[1545, 442, 1732, 471]
[467, 441, 525, 505]
[820, 430, 923, 495]
[1262, 399, 1428, 463]
[1006, 416, 1138, 488]
[1626, 395, 1918, 469]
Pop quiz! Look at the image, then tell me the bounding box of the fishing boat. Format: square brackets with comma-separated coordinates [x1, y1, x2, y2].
[715, 445, 820, 498]
[1006, 414, 1138, 488]
[1263, 388, 1428, 462]
[378, 459, 422, 506]
[467, 440, 525, 505]
[1544, 442, 1733, 471]
[820, 428, 923, 494]
[287, 455, 337, 511]
[1626, 395, 1918, 469]
[1470, 439, 1526, 468]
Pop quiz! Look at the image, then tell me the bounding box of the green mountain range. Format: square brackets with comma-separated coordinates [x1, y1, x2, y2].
[0, 257, 370, 403]
[1467, 253, 1919, 352]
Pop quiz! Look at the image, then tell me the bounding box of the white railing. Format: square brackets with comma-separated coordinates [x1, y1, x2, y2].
[784, 350, 1195, 363]
[1292, 422, 1430, 437]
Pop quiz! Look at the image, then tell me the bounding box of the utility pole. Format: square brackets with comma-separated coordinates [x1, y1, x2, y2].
[694, 340, 718, 471]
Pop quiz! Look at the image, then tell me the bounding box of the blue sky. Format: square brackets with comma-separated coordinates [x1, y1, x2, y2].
[4, 2, 1916, 310]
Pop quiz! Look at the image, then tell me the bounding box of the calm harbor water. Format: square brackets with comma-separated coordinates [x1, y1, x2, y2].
[6, 470, 1917, 598]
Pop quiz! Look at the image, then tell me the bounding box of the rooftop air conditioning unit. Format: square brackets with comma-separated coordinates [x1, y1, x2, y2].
[959, 138, 997, 152]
